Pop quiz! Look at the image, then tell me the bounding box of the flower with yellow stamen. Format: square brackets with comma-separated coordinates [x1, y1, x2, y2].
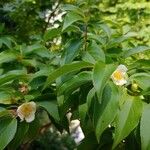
[17, 101, 36, 123]
[111, 64, 128, 86]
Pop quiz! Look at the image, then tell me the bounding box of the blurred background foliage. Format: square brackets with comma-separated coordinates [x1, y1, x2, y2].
[1, 0, 150, 45]
[99, 0, 150, 46]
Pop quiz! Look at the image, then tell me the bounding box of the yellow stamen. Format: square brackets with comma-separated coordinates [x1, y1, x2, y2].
[20, 103, 34, 117]
[113, 70, 123, 80]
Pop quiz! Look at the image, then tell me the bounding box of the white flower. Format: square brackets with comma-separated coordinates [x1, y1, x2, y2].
[69, 119, 85, 145]
[66, 112, 85, 144]
[111, 64, 128, 86]
[17, 101, 36, 123]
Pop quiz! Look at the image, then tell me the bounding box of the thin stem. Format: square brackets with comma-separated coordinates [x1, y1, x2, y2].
[43, 1, 60, 35]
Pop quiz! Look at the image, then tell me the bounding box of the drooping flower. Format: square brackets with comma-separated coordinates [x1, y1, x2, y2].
[17, 101, 36, 123]
[66, 112, 85, 145]
[69, 119, 85, 145]
[19, 82, 28, 94]
[111, 64, 128, 86]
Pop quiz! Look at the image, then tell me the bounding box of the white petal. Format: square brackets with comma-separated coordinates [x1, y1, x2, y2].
[28, 101, 36, 113]
[17, 112, 24, 121]
[25, 113, 35, 123]
[17, 106, 25, 121]
[66, 112, 72, 122]
[117, 64, 128, 72]
[114, 79, 127, 86]
[71, 126, 85, 145]
[70, 119, 80, 131]
[17, 105, 23, 113]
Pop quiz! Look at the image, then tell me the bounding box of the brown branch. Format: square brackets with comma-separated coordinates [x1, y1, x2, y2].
[39, 122, 52, 134]
[43, 1, 61, 35]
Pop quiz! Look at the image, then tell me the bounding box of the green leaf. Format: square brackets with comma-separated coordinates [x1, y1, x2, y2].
[0, 107, 5, 112]
[62, 4, 83, 14]
[8, 122, 29, 150]
[62, 11, 83, 31]
[61, 39, 83, 64]
[99, 24, 112, 39]
[95, 83, 120, 140]
[21, 59, 37, 67]
[0, 110, 11, 118]
[130, 59, 150, 70]
[107, 32, 137, 48]
[43, 61, 93, 89]
[0, 51, 17, 65]
[44, 28, 61, 41]
[93, 62, 116, 103]
[79, 103, 88, 125]
[24, 44, 44, 55]
[0, 70, 27, 86]
[38, 101, 60, 122]
[0, 37, 15, 49]
[24, 44, 51, 58]
[24, 117, 40, 142]
[83, 41, 105, 64]
[0, 91, 13, 104]
[0, 117, 17, 150]
[140, 103, 150, 150]
[130, 73, 150, 91]
[123, 46, 150, 58]
[82, 51, 96, 64]
[58, 71, 92, 95]
[78, 132, 98, 150]
[87, 88, 95, 109]
[87, 33, 106, 45]
[0, 24, 4, 34]
[112, 96, 143, 149]
[30, 66, 53, 80]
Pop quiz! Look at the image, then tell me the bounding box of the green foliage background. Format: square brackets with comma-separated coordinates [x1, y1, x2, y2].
[0, 0, 150, 150]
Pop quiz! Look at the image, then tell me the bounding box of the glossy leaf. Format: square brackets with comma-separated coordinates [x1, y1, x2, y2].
[38, 101, 60, 121]
[123, 46, 150, 58]
[0, 70, 27, 86]
[99, 24, 112, 39]
[0, 91, 13, 104]
[58, 71, 92, 95]
[61, 39, 83, 64]
[87, 88, 96, 109]
[112, 96, 143, 149]
[62, 4, 83, 15]
[62, 11, 83, 31]
[8, 122, 29, 150]
[107, 32, 137, 48]
[44, 28, 61, 41]
[24, 117, 41, 142]
[0, 117, 17, 150]
[24, 44, 51, 58]
[0, 36, 15, 49]
[44, 61, 93, 89]
[93, 61, 116, 103]
[87, 33, 106, 45]
[130, 73, 150, 90]
[83, 41, 105, 64]
[95, 83, 120, 140]
[0, 51, 17, 65]
[21, 59, 37, 67]
[79, 103, 88, 125]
